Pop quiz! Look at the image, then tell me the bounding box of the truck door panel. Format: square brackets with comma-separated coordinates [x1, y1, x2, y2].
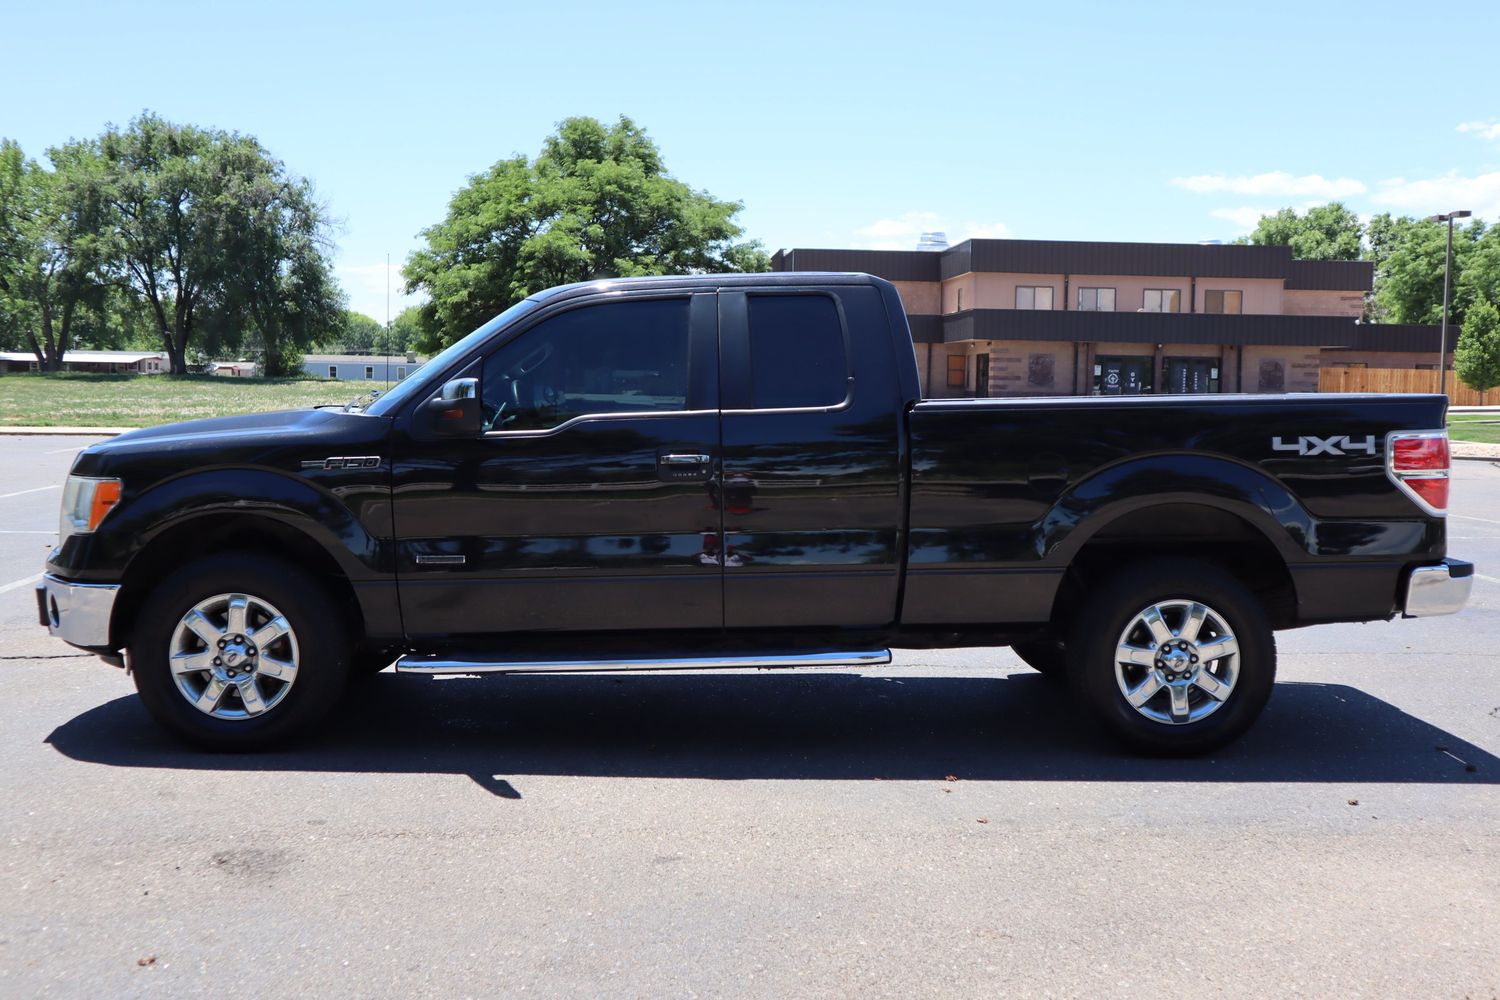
[391, 292, 723, 637]
[717, 287, 905, 628]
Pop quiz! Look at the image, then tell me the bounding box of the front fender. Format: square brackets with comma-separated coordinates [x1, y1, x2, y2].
[48, 467, 390, 584]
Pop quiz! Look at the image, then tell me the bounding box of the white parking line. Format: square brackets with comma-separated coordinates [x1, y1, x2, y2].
[0, 530, 55, 534]
[0, 485, 61, 500]
[44, 446, 83, 455]
[0, 573, 42, 595]
[1451, 514, 1500, 526]
[1477, 573, 1500, 585]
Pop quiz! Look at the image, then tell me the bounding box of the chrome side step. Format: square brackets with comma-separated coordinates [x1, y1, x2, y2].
[394, 649, 892, 676]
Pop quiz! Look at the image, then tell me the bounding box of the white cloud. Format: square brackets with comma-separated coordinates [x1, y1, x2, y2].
[1372, 171, 1500, 222]
[851, 211, 1011, 251]
[1170, 171, 1367, 198]
[336, 261, 424, 322]
[1209, 206, 1278, 232]
[1457, 120, 1500, 141]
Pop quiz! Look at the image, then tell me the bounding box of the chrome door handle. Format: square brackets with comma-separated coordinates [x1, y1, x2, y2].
[659, 453, 712, 465]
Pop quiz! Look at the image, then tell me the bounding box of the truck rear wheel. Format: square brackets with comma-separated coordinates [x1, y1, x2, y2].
[1066, 558, 1275, 755]
[129, 553, 351, 751]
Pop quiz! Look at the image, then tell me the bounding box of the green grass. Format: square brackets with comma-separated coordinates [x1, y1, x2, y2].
[1448, 419, 1500, 444]
[0, 372, 362, 427]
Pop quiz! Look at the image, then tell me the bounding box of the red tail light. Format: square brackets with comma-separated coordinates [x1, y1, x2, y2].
[1387, 431, 1450, 515]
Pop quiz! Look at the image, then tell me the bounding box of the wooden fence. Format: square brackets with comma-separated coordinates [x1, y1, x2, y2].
[1318, 367, 1493, 406]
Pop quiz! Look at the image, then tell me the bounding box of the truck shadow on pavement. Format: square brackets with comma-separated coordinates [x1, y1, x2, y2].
[45, 672, 1499, 797]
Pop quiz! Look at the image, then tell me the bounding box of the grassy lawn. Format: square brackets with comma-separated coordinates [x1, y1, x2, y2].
[0, 372, 366, 427]
[1449, 419, 1500, 444]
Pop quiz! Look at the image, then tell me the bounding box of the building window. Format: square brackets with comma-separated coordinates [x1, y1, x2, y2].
[946, 354, 967, 388]
[1162, 357, 1221, 394]
[1094, 356, 1154, 395]
[1015, 286, 1054, 310]
[1204, 290, 1243, 314]
[1142, 289, 1182, 313]
[328, 365, 337, 378]
[956, 288, 964, 312]
[364, 366, 374, 380]
[397, 367, 407, 380]
[1077, 287, 1116, 312]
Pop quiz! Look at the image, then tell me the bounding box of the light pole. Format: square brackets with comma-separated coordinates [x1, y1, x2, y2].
[1428, 210, 1472, 396]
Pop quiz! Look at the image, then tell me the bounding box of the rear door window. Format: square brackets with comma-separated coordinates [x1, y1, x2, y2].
[746, 294, 848, 409]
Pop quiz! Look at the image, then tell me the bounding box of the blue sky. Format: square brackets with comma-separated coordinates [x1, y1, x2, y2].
[6, 0, 1499, 319]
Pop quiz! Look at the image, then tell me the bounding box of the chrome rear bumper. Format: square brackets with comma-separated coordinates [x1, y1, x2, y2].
[1402, 558, 1474, 617]
[36, 574, 119, 648]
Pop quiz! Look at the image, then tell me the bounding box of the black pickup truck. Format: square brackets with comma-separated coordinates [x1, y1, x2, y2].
[38, 273, 1473, 754]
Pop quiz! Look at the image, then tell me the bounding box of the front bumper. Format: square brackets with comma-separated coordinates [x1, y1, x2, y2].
[1402, 558, 1474, 617]
[36, 574, 119, 648]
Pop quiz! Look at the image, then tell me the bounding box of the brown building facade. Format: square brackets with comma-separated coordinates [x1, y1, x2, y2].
[771, 241, 1441, 398]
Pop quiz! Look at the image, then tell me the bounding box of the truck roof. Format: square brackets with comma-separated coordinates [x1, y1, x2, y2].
[527, 271, 885, 303]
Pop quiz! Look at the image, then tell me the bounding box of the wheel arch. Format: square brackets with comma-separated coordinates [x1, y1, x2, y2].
[1047, 500, 1300, 633]
[111, 511, 364, 650]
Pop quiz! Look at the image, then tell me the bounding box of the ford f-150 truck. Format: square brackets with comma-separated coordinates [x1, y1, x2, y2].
[38, 273, 1474, 754]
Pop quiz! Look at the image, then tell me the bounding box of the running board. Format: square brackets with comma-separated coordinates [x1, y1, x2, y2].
[394, 649, 893, 676]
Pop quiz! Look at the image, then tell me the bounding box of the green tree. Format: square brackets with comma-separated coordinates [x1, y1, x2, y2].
[0, 140, 106, 369]
[404, 115, 770, 350]
[59, 112, 342, 374]
[332, 310, 383, 353]
[388, 305, 422, 355]
[1241, 202, 1364, 260]
[1365, 213, 1492, 325]
[1454, 297, 1500, 393]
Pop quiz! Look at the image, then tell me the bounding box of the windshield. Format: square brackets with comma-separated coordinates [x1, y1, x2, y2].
[359, 299, 543, 417]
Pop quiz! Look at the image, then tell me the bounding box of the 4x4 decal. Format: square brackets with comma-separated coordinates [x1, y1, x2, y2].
[1271, 435, 1377, 457]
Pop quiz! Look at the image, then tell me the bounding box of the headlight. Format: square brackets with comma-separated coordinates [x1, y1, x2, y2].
[59, 476, 122, 543]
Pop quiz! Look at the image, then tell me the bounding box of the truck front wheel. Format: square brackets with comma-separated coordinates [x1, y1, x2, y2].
[1066, 558, 1275, 755]
[128, 553, 351, 751]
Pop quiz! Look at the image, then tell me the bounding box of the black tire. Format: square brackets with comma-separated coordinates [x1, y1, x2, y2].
[129, 552, 352, 751]
[1066, 557, 1275, 755]
[349, 643, 399, 678]
[1010, 639, 1068, 680]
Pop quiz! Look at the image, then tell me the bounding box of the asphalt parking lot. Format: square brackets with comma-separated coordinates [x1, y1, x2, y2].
[1, 434, 1497, 998]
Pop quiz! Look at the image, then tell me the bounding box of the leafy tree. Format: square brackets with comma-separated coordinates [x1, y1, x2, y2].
[1455, 298, 1500, 393]
[331, 310, 383, 353]
[0, 140, 106, 369]
[1365, 213, 1493, 326]
[405, 115, 770, 350]
[58, 112, 342, 374]
[388, 305, 422, 355]
[1241, 202, 1364, 261]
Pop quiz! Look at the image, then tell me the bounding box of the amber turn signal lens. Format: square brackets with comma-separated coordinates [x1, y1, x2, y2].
[87, 480, 122, 530]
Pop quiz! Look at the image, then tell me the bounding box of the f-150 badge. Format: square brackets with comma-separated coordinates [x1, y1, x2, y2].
[301, 456, 383, 470]
[1271, 435, 1377, 456]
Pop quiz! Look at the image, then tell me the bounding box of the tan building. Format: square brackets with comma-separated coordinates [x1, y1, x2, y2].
[771, 240, 1441, 397]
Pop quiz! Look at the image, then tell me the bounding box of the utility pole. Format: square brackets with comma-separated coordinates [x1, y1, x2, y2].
[1429, 210, 1472, 396]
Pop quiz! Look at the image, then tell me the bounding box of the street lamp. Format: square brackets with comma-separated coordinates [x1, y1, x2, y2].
[1428, 210, 1472, 396]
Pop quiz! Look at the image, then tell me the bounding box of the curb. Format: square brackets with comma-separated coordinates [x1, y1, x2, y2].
[0, 427, 130, 436]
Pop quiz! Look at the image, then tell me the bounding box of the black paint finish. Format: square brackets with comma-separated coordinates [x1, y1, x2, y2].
[45, 272, 1455, 657]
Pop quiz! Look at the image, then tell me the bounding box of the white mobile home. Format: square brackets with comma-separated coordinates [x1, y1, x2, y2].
[303, 354, 425, 382]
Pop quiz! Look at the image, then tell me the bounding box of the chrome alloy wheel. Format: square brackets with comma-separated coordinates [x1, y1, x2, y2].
[1113, 599, 1239, 726]
[168, 593, 299, 720]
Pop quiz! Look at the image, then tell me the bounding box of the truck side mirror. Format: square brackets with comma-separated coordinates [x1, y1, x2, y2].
[425, 377, 481, 436]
